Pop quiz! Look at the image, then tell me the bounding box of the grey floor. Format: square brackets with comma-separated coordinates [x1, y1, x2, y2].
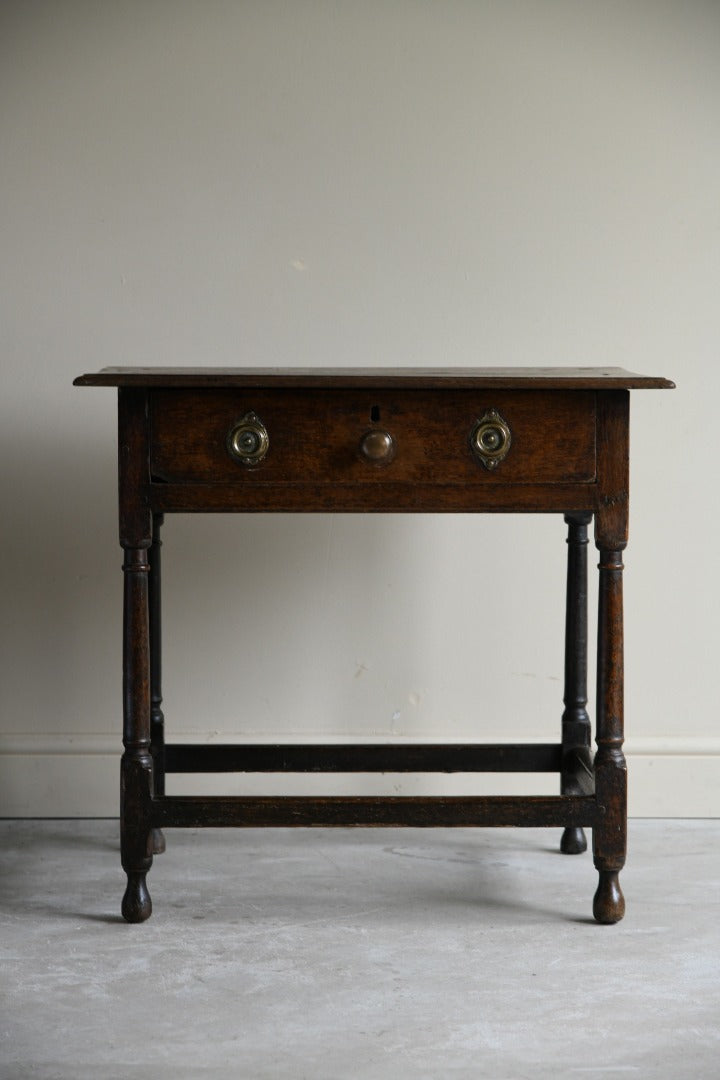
[1, 820, 719, 1080]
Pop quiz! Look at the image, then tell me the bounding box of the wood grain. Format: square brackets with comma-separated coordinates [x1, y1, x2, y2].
[76, 366, 673, 922]
[150, 388, 597, 487]
[75, 366, 674, 389]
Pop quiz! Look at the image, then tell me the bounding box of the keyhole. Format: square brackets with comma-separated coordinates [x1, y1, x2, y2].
[370, 405, 381, 422]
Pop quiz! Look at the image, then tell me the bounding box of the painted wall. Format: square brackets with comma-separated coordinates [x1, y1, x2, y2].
[1, 1, 717, 815]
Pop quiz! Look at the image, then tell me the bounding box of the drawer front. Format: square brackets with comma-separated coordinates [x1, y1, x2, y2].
[150, 389, 596, 486]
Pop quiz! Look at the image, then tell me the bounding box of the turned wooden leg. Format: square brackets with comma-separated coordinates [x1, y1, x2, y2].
[560, 512, 592, 855]
[121, 545, 154, 923]
[592, 547, 627, 924]
[149, 514, 166, 856]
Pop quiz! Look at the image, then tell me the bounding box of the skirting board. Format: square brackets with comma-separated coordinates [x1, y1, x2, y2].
[0, 735, 718, 818]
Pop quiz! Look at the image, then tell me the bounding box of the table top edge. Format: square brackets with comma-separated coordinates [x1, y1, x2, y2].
[73, 367, 675, 390]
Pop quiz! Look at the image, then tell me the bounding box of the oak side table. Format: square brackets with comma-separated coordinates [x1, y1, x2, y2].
[74, 367, 673, 923]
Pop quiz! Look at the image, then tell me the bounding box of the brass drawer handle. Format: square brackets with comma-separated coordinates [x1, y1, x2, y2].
[227, 412, 269, 466]
[359, 429, 395, 465]
[471, 409, 511, 470]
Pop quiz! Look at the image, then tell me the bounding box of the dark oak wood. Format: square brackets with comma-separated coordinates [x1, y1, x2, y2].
[164, 742, 563, 774]
[562, 748, 595, 797]
[118, 388, 152, 549]
[592, 548, 627, 924]
[152, 794, 600, 830]
[560, 512, 593, 855]
[149, 513, 166, 856]
[148, 479, 598, 515]
[120, 546, 153, 923]
[118, 389, 154, 921]
[591, 392, 630, 924]
[76, 366, 672, 924]
[74, 366, 674, 389]
[150, 388, 597, 487]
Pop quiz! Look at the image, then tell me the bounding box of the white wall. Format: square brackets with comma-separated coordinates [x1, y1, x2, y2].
[1, 1, 717, 816]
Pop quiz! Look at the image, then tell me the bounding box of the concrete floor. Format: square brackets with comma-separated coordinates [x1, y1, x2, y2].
[1, 820, 719, 1079]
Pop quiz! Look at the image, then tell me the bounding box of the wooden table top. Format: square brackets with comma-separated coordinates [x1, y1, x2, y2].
[74, 367, 674, 390]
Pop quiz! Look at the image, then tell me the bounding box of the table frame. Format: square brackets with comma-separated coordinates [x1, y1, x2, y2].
[75, 367, 673, 923]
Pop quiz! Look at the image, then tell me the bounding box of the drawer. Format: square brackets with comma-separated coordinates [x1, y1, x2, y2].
[149, 389, 596, 486]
